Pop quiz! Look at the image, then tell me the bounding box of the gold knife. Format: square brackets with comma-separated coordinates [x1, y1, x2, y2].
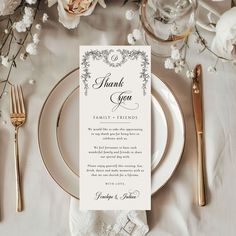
[192, 64, 206, 206]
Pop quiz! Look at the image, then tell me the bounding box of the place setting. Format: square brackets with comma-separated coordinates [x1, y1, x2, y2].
[37, 45, 186, 233]
[38, 67, 185, 200]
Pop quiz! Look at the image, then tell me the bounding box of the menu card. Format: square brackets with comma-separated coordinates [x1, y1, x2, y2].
[80, 46, 151, 210]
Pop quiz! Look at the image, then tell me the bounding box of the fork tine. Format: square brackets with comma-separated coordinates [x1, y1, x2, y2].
[11, 85, 17, 114]
[18, 85, 25, 114]
[15, 85, 21, 114]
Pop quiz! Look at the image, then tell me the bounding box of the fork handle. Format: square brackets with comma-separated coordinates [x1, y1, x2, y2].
[197, 132, 206, 206]
[14, 127, 23, 212]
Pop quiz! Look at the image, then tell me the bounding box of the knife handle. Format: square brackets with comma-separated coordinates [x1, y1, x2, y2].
[197, 132, 206, 206]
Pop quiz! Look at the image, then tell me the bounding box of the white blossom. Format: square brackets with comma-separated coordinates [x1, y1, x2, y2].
[14, 7, 34, 32]
[33, 33, 40, 44]
[22, 15, 33, 28]
[26, 0, 37, 4]
[42, 13, 49, 23]
[1, 56, 10, 67]
[186, 70, 194, 79]
[127, 33, 135, 45]
[174, 65, 183, 73]
[22, 8, 34, 27]
[207, 65, 216, 73]
[20, 53, 25, 61]
[125, 10, 135, 21]
[26, 43, 38, 55]
[28, 79, 36, 85]
[4, 29, 9, 34]
[171, 46, 181, 60]
[35, 24, 42, 30]
[14, 21, 27, 32]
[132, 29, 141, 40]
[24, 6, 34, 17]
[176, 59, 185, 67]
[164, 58, 175, 69]
[175, 59, 185, 72]
[20, 53, 27, 61]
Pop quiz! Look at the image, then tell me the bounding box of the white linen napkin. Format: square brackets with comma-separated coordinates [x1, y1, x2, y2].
[69, 197, 149, 236]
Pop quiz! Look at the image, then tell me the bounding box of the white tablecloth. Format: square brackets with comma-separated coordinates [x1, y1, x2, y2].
[0, 1, 236, 235]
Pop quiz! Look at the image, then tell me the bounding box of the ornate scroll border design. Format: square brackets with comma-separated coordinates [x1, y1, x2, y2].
[81, 49, 150, 96]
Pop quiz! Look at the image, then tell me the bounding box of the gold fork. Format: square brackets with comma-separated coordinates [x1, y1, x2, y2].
[10, 85, 26, 212]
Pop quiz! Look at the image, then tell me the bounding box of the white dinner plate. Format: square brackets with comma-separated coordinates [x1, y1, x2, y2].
[56, 86, 167, 176]
[151, 74, 185, 194]
[38, 69, 185, 198]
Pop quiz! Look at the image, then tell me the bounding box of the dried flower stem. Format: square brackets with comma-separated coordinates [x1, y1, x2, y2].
[182, 37, 192, 72]
[0, 0, 42, 98]
[0, 62, 14, 97]
[195, 26, 232, 61]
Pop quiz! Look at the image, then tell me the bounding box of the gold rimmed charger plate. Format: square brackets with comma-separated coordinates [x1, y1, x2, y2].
[38, 68, 185, 199]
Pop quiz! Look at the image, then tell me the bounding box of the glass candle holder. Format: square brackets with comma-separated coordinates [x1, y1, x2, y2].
[140, 0, 196, 57]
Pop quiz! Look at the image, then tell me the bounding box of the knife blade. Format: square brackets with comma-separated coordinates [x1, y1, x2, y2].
[192, 64, 206, 206]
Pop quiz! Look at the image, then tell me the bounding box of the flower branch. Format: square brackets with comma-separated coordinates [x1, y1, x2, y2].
[194, 26, 232, 62]
[0, 0, 48, 98]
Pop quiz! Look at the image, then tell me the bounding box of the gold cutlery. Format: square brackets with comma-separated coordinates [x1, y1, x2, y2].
[192, 64, 206, 206]
[10, 85, 26, 212]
